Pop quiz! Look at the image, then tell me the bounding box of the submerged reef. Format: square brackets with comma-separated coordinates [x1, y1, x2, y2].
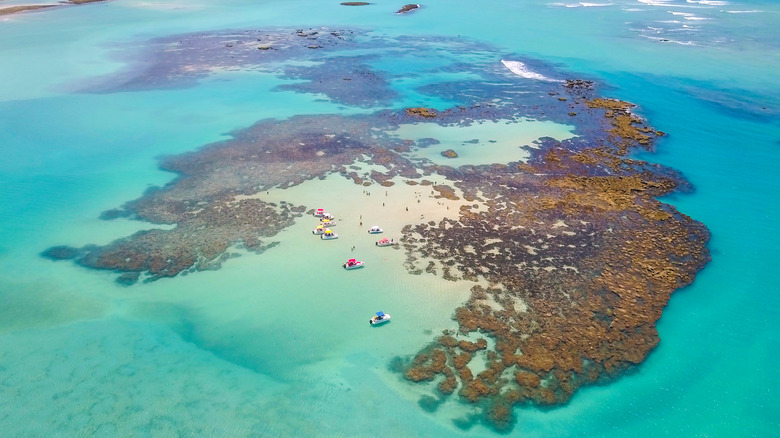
[45, 28, 709, 431]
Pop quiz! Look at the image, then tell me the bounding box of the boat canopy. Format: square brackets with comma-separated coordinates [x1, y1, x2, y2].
[376, 311, 385, 317]
[348, 259, 356, 263]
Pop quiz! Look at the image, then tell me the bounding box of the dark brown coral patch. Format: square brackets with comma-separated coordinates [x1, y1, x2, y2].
[515, 370, 541, 388]
[432, 184, 459, 200]
[458, 338, 487, 352]
[438, 375, 458, 395]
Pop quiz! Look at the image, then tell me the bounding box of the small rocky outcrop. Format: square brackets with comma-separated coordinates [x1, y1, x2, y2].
[396, 4, 420, 14]
[405, 107, 437, 118]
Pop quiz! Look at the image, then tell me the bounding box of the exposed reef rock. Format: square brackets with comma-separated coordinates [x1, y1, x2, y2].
[586, 98, 656, 153]
[405, 107, 437, 118]
[341, 1, 370, 5]
[0, 0, 105, 16]
[440, 149, 458, 159]
[0, 5, 57, 16]
[397, 4, 420, 14]
[563, 79, 594, 91]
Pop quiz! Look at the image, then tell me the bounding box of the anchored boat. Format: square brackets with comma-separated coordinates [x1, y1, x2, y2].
[343, 259, 365, 270]
[314, 208, 325, 217]
[321, 229, 339, 240]
[313, 224, 325, 235]
[370, 311, 391, 325]
[376, 237, 396, 247]
[368, 225, 383, 234]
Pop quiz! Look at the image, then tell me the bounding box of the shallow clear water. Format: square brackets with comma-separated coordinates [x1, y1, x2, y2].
[1, 0, 778, 436]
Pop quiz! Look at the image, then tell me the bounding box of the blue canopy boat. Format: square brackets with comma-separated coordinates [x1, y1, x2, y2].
[369, 311, 391, 325]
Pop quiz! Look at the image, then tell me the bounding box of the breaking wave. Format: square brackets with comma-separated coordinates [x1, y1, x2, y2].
[500, 60, 562, 82]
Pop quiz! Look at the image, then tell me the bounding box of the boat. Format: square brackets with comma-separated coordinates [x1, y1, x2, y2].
[313, 225, 325, 235]
[369, 311, 391, 325]
[320, 213, 335, 221]
[321, 218, 336, 227]
[321, 229, 339, 240]
[314, 208, 325, 217]
[343, 259, 365, 270]
[368, 225, 383, 234]
[375, 237, 396, 247]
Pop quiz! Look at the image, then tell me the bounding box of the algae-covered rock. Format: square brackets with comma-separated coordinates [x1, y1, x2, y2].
[396, 3, 420, 13]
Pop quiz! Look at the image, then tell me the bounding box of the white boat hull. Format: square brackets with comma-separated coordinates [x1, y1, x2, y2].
[370, 314, 391, 325]
[344, 262, 365, 270]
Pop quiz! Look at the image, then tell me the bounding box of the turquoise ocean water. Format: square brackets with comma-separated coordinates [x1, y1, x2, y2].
[1, 0, 778, 436]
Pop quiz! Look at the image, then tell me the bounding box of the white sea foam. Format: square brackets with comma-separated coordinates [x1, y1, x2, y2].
[687, 0, 727, 5]
[637, 0, 675, 6]
[668, 11, 710, 20]
[724, 9, 762, 13]
[501, 60, 562, 82]
[639, 0, 705, 8]
[549, 2, 612, 7]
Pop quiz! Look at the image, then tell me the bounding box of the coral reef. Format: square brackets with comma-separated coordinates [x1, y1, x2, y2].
[44, 27, 710, 431]
[399, 91, 710, 429]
